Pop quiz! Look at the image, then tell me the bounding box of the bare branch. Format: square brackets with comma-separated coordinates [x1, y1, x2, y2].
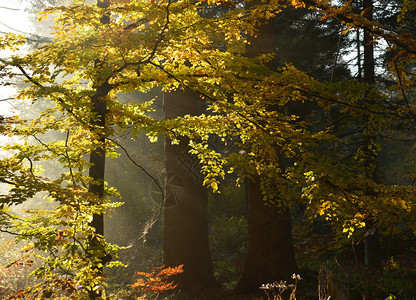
[0, 21, 52, 43]
[142, 0, 172, 63]
[0, 6, 20, 11]
[65, 129, 77, 187]
[0, 178, 16, 185]
[106, 137, 164, 200]
[16, 65, 43, 87]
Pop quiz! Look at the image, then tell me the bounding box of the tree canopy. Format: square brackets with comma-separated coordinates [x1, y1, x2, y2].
[0, 0, 416, 298]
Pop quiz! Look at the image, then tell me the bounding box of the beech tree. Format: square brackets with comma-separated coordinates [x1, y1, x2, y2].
[0, 0, 309, 297]
[0, 0, 260, 296]
[235, 1, 298, 293]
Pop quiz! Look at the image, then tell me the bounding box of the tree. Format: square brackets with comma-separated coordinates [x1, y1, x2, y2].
[163, 91, 217, 289]
[0, 0, 299, 297]
[302, 0, 416, 238]
[2, 0, 416, 298]
[235, 1, 297, 294]
[296, 0, 416, 288]
[358, 0, 382, 269]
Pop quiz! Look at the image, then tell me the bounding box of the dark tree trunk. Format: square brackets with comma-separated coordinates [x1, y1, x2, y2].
[88, 93, 107, 239]
[163, 91, 217, 290]
[87, 89, 109, 300]
[356, 28, 362, 80]
[87, 81, 112, 240]
[88, 6, 112, 293]
[235, 179, 297, 294]
[363, 0, 375, 85]
[362, 0, 381, 269]
[235, 1, 297, 294]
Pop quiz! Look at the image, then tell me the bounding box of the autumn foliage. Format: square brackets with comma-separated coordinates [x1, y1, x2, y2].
[131, 265, 183, 295]
[0, 0, 416, 297]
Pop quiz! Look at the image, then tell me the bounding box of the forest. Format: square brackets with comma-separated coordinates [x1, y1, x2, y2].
[0, 0, 416, 299]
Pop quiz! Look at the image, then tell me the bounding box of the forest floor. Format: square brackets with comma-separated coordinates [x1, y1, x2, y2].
[166, 289, 317, 299]
[164, 269, 319, 299]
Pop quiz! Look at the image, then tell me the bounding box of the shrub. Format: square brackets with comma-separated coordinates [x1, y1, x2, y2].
[131, 265, 183, 299]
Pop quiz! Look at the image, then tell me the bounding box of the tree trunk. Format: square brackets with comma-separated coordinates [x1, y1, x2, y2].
[88, 6, 113, 295]
[87, 80, 112, 300]
[362, 0, 381, 269]
[163, 91, 217, 290]
[88, 92, 107, 241]
[235, 179, 297, 294]
[235, 2, 297, 293]
[363, 0, 375, 85]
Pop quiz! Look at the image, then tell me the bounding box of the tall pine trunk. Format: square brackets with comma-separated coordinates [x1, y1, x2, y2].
[235, 2, 297, 294]
[362, 0, 381, 269]
[163, 91, 217, 290]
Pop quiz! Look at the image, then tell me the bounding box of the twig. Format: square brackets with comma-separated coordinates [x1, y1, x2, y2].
[64, 130, 77, 187]
[105, 137, 164, 200]
[0, 6, 20, 11]
[330, 23, 343, 83]
[0, 21, 51, 43]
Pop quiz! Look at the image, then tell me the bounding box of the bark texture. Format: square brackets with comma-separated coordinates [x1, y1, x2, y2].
[235, 179, 297, 293]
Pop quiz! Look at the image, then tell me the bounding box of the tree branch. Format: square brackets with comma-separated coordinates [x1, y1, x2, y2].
[105, 137, 164, 200]
[0, 6, 19, 11]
